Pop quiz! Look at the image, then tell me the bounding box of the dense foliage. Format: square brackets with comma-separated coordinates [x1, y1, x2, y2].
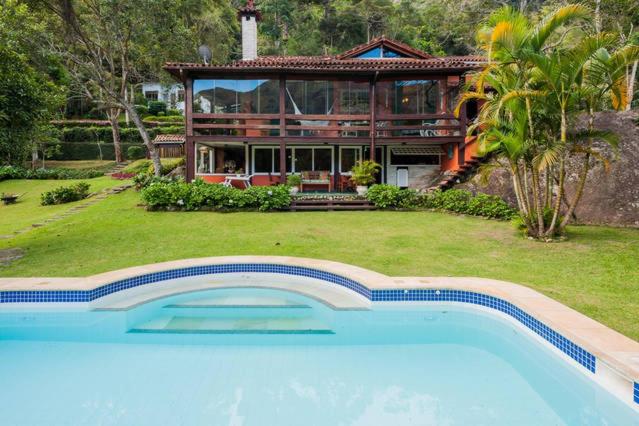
[40, 182, 91, 205]
[140, 179, 291, 211]
[0, 165, 103, 181]
[460, 4, 639, 238]
[366, 184, 516, 220]
[0, 1, 65, 166]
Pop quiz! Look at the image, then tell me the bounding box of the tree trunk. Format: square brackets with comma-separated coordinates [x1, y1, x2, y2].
[31, 145, 39, 170]
[627, 60, 638, 111]
[121, 101, 162, 177]
[107, 108, 123, 163]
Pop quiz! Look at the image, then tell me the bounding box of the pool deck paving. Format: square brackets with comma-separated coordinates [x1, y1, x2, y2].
[1, 255, 639, 407]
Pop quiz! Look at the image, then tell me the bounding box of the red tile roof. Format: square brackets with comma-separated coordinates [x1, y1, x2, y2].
[164, 55, 484, 77]
[153, 134, 185, 144]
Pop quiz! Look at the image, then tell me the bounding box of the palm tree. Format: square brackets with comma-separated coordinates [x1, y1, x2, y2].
[458, 4, 639, 239]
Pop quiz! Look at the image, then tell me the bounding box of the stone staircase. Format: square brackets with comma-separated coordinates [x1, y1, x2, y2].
[429, 155, 486, 191]
[105, 162, 129, 176]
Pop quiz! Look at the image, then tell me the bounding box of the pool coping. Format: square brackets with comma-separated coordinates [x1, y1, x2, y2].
[1, 255, 639, 405]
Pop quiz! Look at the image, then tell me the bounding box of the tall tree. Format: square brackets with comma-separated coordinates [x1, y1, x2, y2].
[39, 0, 218, 175]
[0, 0, 64, 166]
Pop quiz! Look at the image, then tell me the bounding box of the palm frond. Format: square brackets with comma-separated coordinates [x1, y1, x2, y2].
[529, 4, 591, 51]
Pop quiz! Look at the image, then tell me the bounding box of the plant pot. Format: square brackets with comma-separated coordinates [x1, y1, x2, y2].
[289, 186, 299, 195]
[356, 185, 368, 196]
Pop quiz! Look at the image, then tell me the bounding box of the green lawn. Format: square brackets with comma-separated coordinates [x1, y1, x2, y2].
[0, 177, 127, 235]
[0, 182, 638, 341]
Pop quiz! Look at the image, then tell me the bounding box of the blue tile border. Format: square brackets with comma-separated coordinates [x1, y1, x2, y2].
[634, 382, 639, 404]
[372, 289, 596, 374]
[0, 263, 601, 381]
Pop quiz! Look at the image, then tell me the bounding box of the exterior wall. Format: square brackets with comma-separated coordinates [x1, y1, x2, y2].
[440, 142, 460, 171]
[386, 165, 440, 188]
[142, 83, 185, 112]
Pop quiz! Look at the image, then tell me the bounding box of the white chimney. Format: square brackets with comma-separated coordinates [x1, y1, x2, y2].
[238, 0, 261, 61]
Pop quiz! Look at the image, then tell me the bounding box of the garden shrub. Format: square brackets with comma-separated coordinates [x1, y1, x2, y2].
[366, 185, 515, 220]
[0, 165, 103, 181]
[134, 104, 148, 116]
[148, 101, 167, 116]
[126, 145, 145, 160]
[147, 157, 185, 175]
[123, 159, 153, 174]
[140, 179, 291, 212]
[41, 182, 91, 205]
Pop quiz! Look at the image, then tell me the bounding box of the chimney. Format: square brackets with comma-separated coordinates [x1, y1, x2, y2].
[238, 0, 261, 61]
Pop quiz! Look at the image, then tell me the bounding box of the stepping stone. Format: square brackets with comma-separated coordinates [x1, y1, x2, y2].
[0, 248, 24, 265]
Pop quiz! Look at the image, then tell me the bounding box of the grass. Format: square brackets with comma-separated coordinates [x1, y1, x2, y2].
[0, 177, 128, 235]
[0, 182, 638, 340]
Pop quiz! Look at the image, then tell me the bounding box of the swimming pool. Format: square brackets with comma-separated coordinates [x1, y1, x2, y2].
[1, 282, 638, 426]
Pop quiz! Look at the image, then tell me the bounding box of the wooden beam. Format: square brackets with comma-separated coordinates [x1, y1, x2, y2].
[185, 77, 195, 182]
[192, 123, 280, 130]
[284, 114, 369, 121]
[279, 140, 286, 182]
[376, 113, 457, 120]
[193, 113, 280, 120]
[369, 78, 376, 162]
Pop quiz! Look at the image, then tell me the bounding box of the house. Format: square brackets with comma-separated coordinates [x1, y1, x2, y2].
[141, 83, 185, 112]
[164, 0, 483, 189]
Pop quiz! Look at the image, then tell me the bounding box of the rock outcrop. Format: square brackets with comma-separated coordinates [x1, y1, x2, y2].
[460, 111, 639, 227]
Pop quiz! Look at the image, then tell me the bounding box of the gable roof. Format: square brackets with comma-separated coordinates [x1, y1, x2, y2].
[337, 36, 432, 60]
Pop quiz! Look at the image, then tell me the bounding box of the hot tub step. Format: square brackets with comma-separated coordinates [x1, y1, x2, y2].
[129, 316, 333, 335]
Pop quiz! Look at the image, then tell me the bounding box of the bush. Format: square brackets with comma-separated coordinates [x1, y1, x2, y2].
[0, 165, 103, 181]
[126, 145, 145, 160]
[140, 179, 291, 212]
[420, 189, 516, 220]
[123, 159, 152, 174]
[41, 182, 91, 205]
[134, 105, 149, 116]
[143, 115, 184, 123]
[147, 157, 185, 175]
[166, 109, 182, 116]
[365, 185, 516, 220]
[148, 101, 167, 116]
[286, 174, 302, 186]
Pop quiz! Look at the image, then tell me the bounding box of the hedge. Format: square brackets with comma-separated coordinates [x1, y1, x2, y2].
[48, 142, 145, 161]
[140, 179, 291, 212]
[59, 125, 184, 143]
[366, 185, 516, 220]
[0, 165, 104, 181]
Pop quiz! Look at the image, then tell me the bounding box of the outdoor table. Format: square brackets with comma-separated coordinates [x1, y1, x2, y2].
[223, 175, 252, 188]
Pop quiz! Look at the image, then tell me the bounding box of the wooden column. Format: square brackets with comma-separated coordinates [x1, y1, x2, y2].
[369, 79, 376, 162]
[185, 77, 195, 182]
[279, 75, 287, 183]
[458, 101, 467, 166]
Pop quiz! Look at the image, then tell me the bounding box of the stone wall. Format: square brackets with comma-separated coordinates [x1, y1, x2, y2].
[459, 111, 639, 227]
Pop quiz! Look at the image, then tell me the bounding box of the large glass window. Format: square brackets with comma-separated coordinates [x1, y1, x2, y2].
[193, 79, 278, 114]
[376, 80, 441, 115]
[196, 144, 247, 174]
[286, 80, 370, 115]
[289, 147, 333, 172]
[339, 148, 361, 173]
[286, 80, 333, 115]
[252, 147, 294, 174]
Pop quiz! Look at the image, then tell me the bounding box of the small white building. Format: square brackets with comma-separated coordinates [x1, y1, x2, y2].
[141, 83, 185, 112]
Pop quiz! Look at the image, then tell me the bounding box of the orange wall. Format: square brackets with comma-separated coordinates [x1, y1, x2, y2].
[441, 143, 459, 171]
[198, 174, 281, 187]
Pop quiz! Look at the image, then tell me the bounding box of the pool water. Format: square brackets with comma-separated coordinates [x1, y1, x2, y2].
[0, 288, 637, 425]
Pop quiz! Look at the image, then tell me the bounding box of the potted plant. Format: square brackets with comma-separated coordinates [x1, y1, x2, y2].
[350, 160, 380, 196]
[287, 174, 302, 195]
